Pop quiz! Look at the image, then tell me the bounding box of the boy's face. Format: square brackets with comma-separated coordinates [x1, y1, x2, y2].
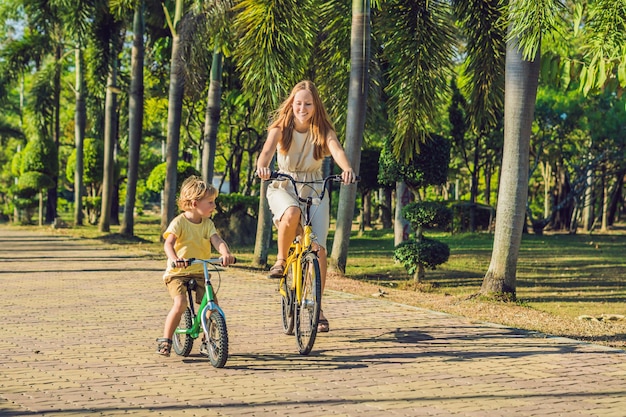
[193, 193, 216, 218]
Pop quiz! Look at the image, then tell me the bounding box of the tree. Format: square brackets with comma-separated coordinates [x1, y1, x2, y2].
[161, 0, 187, 236]
[330, 0, 371, 273]
[121, 0, 146, 236]
[16, 135, 57, 225]
[480, 0, 563, 299]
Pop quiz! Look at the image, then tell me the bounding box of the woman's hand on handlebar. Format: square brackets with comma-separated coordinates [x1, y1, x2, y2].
[256, 166, 271, 180]
[341, 169, 357, 185]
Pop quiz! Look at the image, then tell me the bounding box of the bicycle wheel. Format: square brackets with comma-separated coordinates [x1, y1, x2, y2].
[172, 307, 194, 356]
[205, 311, 229, 368]
[294, 252, 321, 355]
[281, 261, 295, 335]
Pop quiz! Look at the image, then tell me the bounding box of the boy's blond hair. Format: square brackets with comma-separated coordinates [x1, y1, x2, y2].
[177, 175, 218, 211]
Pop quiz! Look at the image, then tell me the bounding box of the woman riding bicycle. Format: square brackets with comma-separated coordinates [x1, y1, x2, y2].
[256, 80, 356, 333]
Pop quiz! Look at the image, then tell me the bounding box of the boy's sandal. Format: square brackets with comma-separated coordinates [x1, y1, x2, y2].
[317, 318, 329, 333]
[268, 259, 286, 279]
[156, 338, 172, 357]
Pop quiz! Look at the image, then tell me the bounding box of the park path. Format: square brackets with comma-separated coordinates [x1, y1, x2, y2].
[1, 227, 625, 417]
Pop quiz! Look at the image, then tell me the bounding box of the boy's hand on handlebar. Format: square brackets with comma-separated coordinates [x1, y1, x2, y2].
[220, 254, 236, 267]
[171, 258, 190, 268]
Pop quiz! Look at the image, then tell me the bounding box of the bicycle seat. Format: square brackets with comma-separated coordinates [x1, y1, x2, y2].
[187, 279, 197, 290]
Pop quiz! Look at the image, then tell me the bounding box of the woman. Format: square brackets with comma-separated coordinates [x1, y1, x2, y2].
[256, 80, 356, 333]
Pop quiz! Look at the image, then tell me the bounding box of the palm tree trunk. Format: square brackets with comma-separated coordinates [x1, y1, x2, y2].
[480, 32, 540, 299]
[121, 0, 145, 236]
[161, 22, 186, 235]
[74, 47, 86, 226]
[202, 47, 222, 184]
[99, 61, 119, 232]
[330, 0, 371, 273]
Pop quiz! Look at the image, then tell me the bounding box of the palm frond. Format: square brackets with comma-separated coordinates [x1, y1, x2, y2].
[233, 0, 317, 124]
[379, 0, 456, 163]
[453, 0, 506, 134]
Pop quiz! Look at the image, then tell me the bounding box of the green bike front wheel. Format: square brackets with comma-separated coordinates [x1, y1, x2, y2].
[173, 307, 194, 356]
[206, 311, 229, 368]
[294, 252, 321, 355]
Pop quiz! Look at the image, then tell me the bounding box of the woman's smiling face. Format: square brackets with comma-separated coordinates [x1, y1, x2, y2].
[292, 89, 315, 127]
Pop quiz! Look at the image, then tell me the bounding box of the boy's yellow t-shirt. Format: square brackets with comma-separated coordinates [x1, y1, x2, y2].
[163, 213, 217, 279]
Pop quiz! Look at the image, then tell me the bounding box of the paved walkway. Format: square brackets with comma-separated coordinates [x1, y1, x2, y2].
[1, 227, 625, 417]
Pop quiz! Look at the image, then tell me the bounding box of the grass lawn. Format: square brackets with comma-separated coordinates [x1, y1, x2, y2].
[9, 211, 626, 349]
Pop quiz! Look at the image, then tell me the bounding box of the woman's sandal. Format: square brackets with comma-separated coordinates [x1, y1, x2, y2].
[156, 338, 172, 357]
[318, 311, 329, 333]
[268, 259, 286, 279]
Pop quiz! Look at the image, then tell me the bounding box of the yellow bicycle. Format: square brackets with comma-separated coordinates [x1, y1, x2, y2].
[267, 172, 352, 355]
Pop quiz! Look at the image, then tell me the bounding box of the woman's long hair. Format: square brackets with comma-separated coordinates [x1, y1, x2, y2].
[268, 80, 335, 160]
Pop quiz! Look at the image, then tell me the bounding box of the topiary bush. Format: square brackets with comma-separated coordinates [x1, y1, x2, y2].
[394, 201, 452, 283]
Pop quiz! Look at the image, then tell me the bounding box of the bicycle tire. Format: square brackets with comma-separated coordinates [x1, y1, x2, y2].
[206, 311, 229, 368]
[294, 252, 321, 355]
[173, 308, 194, 356]
[281, 261, 295, 335]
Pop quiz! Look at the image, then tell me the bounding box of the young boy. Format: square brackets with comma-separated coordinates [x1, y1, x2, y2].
[156, 175, 235, 357]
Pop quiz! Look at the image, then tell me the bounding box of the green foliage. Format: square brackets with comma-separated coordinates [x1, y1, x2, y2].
[66, 138, 104, 184]
[216, 193, 259, 217]
[20, 136, 58, 178]
[146, 161, 200, 194]
[394, 237, 450, 274]
[378, 133, 450, 190]
[17, 171, 54, 194]
[402, 201, 453, 231]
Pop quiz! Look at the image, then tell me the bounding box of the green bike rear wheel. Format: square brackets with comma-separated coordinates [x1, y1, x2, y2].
[173, 307, 194, 356]
[294, 252, 321, 355]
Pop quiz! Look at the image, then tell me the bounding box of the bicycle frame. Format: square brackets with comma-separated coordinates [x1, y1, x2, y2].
[270, 173, 337, 303]
[175, 259, 226, 340]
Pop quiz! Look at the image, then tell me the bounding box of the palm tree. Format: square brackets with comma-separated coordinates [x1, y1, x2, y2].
[233, 0, 317, 266]
[121, 0, 146, 236]
[480, 0, 564, 299]
[330, 0, 372, 273]
[97, 11, 126, 232]
[161, 0, 187, 235]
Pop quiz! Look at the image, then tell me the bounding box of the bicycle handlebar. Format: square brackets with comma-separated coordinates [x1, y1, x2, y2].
[170, 257, 237, 268]
[269, 172, 361, 183]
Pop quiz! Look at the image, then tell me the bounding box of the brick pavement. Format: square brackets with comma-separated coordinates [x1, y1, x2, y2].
[1, 227, 625, 417]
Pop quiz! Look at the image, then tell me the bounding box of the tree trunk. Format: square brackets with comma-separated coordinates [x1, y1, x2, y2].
[121, 1, 145, 236]
[74, 47, 86, 226]
[379, 187, 393, 229]
[480, 32, 540, 300]
[394, 181, 411, 246]
[99, 62, 119, 232]
[253, 179, 273, 268]
[46, 43, 63, 224]
[583, 165, 594, 231]
[161, 10, 186, 236]
[330, 0, 371, 273]
[601, 165, 609, 232]
[202, 47, 222, 184]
